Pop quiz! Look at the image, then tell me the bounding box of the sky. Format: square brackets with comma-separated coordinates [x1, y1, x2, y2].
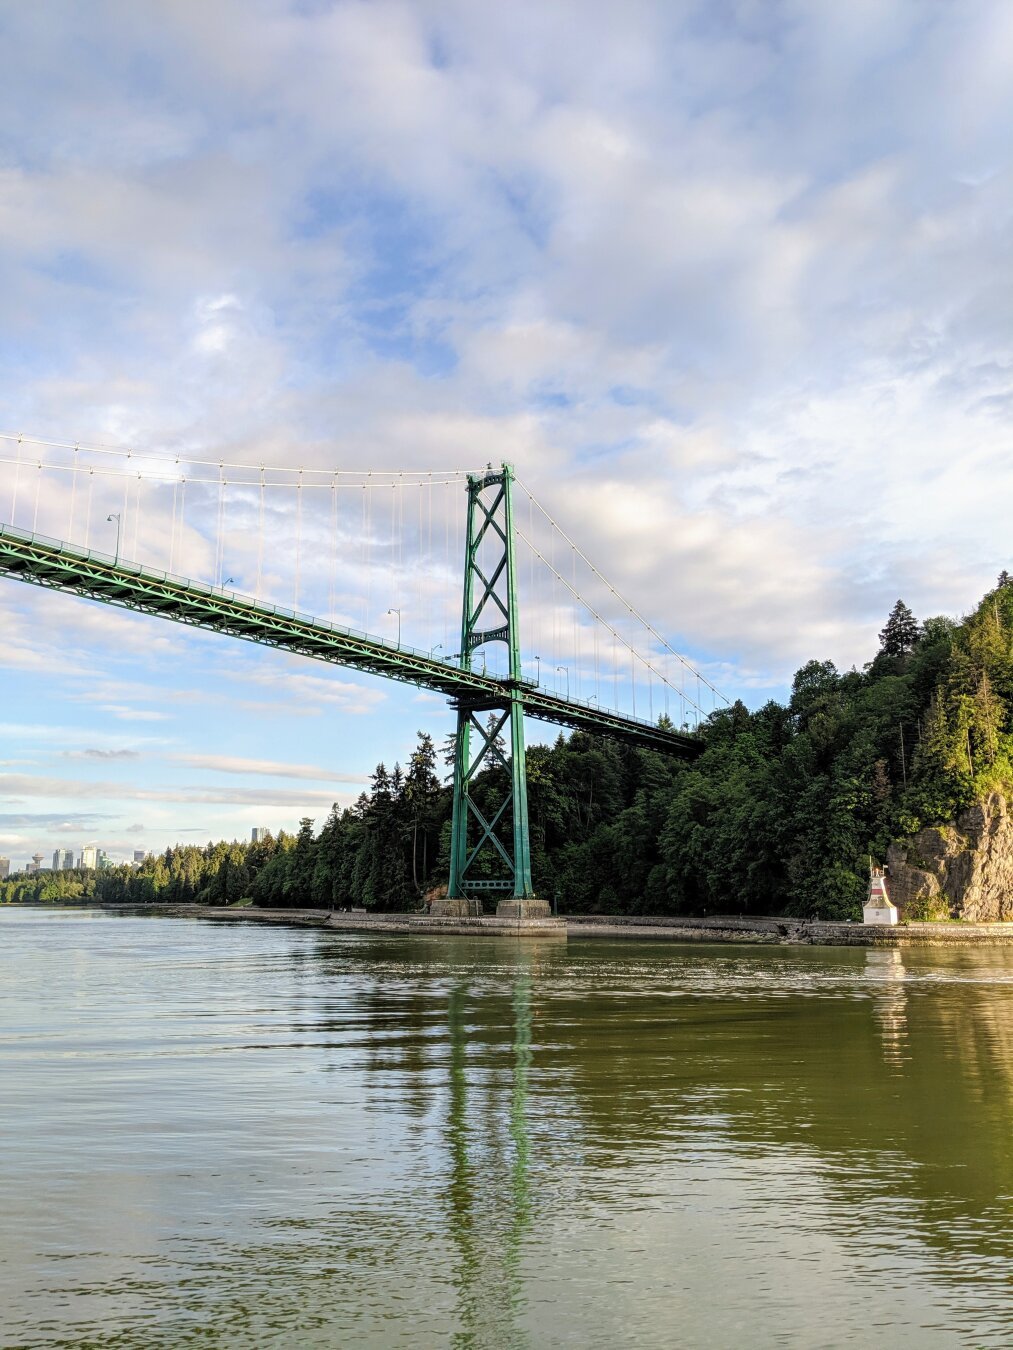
[1, 0, 1012, 866]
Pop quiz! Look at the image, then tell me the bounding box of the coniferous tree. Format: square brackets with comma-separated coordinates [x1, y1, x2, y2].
[879, 600, 921, 657]
[405, 732, 440, 889]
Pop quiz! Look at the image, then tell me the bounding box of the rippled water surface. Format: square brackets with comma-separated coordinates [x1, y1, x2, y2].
[2, 907, 1012, 1347]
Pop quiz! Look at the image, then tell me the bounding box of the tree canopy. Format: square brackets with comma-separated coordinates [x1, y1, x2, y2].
[7, 588, 1013, 924]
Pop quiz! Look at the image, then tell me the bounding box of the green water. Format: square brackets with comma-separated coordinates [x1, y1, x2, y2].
[1, 908, 1011, 1348]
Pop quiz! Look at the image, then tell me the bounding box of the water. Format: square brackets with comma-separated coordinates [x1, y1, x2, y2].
[1, 908, 1011, 1348]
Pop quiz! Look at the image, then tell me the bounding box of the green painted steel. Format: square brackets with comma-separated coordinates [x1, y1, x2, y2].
[448, 464, 535, 899]
[0, 509, 702, 775]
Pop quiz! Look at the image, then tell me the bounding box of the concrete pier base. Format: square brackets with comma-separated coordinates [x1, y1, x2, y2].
[429, 897, 484, 918]
[496, 897, 553, 920]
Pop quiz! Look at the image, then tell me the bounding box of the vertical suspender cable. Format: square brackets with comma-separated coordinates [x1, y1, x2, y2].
[170, 477, 178, 572]
[121, 468, 129, 558]
[131, 473, 141, 559]
[178, 478, 187, 573]
[417, 480, 423, 638]
[10, 434, 23, 525]
[444, 479, 450, 655]
[572, 544, 578, 701]
[294, 470, 303, 610]
[256, 469, 265, 601]
[389, 481, 397, 618]
[215, 464, 224, 586]
[328, 474, 338, 620]
[32, 456, 42, 534]
[532, 496, 540, 664]
[425, 476, 432, 651]
[68, 446, 79, 541]
[84, 469, 94, 550]
[365, 477, 372, 632]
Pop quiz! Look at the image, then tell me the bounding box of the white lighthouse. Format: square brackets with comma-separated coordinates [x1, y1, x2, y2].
[864, 863, 899, 925]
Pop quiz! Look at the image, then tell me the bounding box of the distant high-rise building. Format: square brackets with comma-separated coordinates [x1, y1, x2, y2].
[133, 849, 147, 865]
[97, 849, 112, 870]
[0, 857, 9, 879]
[251, 827, 269, 843]
[53, 849, 61, 871]
[80, 845, 98, 870]
[61, 849, 74, 870]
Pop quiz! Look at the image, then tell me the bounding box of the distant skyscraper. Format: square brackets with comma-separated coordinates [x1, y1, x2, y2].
[53, 849, 61, 871]
[0, 857, 9, 879]
[133, 849, 147, 864]
[61, 849, 74, 870]
[80, 845, 98, 870]
[251, 827, 269, 843]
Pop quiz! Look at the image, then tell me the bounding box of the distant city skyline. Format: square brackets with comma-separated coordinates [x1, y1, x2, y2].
[0, 835, 165, 875]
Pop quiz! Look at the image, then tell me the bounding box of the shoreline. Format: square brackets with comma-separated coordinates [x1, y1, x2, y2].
[74, 903, 1013, 945]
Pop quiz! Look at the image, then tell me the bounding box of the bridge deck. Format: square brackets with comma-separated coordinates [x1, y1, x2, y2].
[0, 523, 702, 756]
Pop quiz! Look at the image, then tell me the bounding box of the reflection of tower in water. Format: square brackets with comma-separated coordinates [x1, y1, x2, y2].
[445, 971, 533, 1346]
[866, 948, 909, 1070]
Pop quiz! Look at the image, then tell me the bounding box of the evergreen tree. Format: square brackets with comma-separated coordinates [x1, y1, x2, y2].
[288, 817, 318, 904]
[405, 732, 440, 889]
[878, 600, 920, 657]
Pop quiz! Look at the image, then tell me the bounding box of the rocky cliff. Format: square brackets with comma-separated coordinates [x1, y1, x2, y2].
[886, 792, 1013, 922]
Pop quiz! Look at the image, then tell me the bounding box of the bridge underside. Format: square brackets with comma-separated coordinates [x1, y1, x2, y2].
[0, 522, 702, 758]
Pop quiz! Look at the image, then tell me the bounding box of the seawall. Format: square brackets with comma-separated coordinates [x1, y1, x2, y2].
[122, 904, 1013, 945]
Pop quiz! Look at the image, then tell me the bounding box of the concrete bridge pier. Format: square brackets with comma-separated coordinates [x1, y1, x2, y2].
[497, 898, 552, 919]
[429, 896, 553, 919]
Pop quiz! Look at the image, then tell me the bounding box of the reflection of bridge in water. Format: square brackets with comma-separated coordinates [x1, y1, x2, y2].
[445, 973, 532, 1345]
[305, 934, 1010, 1344]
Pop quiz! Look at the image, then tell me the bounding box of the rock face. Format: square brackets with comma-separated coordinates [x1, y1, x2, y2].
[886, 792, 1013, 922]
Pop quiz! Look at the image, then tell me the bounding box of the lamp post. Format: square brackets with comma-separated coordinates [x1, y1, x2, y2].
[387, 607, 401, 646]
[430, 642, 443, 659]
[557, 664, 569, 699]
[534, 655, 541, 686]
[106, 513, 121, 564]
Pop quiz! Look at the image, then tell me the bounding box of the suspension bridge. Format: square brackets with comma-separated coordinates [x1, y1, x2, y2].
[0, 433, 726, 917]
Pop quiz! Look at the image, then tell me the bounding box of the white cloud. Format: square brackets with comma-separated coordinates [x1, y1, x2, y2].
[1, 0, 1012, 849]
[0, 772, 342, 808]
[172, 752, 363, 782]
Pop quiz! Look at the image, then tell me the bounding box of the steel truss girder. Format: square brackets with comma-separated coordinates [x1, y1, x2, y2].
[0, 522, 705, 756]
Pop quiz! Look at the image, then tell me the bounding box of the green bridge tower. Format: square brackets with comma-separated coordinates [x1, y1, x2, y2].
[436, 463, 549, 919]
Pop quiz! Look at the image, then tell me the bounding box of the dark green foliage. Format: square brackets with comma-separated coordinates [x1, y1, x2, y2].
[7, 585, 1012, 922]
[878, 599, 921, 657]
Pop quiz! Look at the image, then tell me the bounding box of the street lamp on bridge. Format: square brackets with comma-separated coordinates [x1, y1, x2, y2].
[387, 607, 401, 646]
[106, 513, 121, 564]
[556, 664, 569, 699]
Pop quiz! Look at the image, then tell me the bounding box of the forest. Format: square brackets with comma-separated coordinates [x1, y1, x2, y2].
[5, 577, 1013, 921]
